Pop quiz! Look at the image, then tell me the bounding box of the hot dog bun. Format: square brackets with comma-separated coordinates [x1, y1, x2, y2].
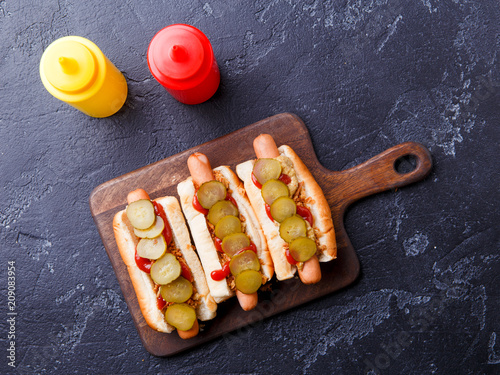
[113, 196, 217, 333]
[177, 178, 234, 303]
[236, 145, 336, 281]
[177, 166, 273, 303]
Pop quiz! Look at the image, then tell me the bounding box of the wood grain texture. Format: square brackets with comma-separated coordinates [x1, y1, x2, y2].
[89, 113, 432, 356]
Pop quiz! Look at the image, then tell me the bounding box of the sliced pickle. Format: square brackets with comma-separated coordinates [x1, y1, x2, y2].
[165, 303, 197, 331]
[136, 235, 167, 260]
[160, 276, 193, 303]
[289, 237, 317, 262]
[197, 180, 227, 209]
[150, 253, 181, 285]
[134, 215, 165, 238]
[222, 232, 250, 257]
[214, 215, 242, 239]
[126, 199, 155, 230]
[279, 214, 307, 243]
[234, 269, 262, 294]
[229, 250, 260, 276]
[270, 196, 296, 223]
[207, 200, 239, 226]
[261, 179, 289, 206]
[253, 158, 282, 185]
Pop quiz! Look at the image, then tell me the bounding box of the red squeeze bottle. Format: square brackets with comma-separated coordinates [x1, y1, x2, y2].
[147, 24, 220, 104]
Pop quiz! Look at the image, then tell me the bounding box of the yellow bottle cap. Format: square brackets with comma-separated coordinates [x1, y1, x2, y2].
[42, 40, 97, 93]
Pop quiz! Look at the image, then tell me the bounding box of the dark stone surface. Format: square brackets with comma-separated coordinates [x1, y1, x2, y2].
[0, 0, 498, 374]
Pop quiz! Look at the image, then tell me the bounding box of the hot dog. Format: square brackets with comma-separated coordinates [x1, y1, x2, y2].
[177, 153, 273, 311]
[112, 189, 217, 339]
[236, 134, 336, 283]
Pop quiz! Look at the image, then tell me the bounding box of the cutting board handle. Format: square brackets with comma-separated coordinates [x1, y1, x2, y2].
[329, 142, 432, 211]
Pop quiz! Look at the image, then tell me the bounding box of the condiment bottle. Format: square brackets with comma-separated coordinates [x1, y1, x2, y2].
[147, 24, 220, 105]
[40, 36, 128, 118]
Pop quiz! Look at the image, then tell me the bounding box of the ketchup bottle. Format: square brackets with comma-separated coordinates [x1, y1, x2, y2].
[147, 24, 220, 105]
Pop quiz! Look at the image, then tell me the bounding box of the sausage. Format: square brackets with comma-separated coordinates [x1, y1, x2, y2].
[188, 152, 215, 186]
[177, 319, 199, 340]
[254, 134, 280, 159]
[236, 290, 258, 311]
[187, 153, 259, 311]
[253, 134, 322, 284]
[298, 256, 322, 284]
[127, 188, 150, 204]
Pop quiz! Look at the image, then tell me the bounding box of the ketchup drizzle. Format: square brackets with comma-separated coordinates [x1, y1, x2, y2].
[296, 205, 314, 227]
[157, 295, 167, 310]
[285, 248, 298, 265]
[234, 243, 258, 257]
[135, 247, 153, 273]
[253, 172, 291, 189]
[153, 201, 173, 245]
[265, 203, 274, 222]
[251, 172, 262, 189]
[180, 261, 193, 282]
[278, 173, 291, 185]
[211, 261, 230, 281]
[248, 242, 257, 254]
[214, 237, 223, 252]
[192, 190, 209, 215]
[226, 192, 237, 207]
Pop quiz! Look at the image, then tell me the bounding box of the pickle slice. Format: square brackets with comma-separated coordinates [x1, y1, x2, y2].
[207, 200, 239, 226]
[289, 237, 317, 262]
[279, 214, 307, 243]
[165, 303, 197, 331]
[197, 181, 227, 209]
[253, 158, 282, 185]
[160, 276, 193, 303]
[270, 196, 296, 223]
[126, 199, 155, 230]
[134, 215, 165, 238]
[136, 235, 167, 260]
[261, 179, 289, 206]
[234, 269, 262, 294]
[214, 215, 242, 239]
[221, 232, 250, 257]
[229, 250, 261, 276]
[150, 253, 181, 285]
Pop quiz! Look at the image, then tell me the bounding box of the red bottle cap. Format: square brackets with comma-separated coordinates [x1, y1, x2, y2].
[147, 24, 220, 104]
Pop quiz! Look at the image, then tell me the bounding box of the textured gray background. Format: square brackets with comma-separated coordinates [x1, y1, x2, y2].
[0, 0, 499, 374]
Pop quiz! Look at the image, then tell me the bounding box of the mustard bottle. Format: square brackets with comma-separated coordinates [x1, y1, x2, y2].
[40, 36, 127, 118]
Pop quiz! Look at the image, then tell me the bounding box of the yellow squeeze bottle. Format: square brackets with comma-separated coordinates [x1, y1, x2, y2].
[40, 36, 127, 118]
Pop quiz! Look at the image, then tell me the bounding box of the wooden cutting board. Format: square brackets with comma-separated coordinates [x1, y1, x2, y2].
[89, 113, 432, 356]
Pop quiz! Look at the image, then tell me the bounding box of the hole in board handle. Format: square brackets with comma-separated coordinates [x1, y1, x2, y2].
[394, 154, 417, 174]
